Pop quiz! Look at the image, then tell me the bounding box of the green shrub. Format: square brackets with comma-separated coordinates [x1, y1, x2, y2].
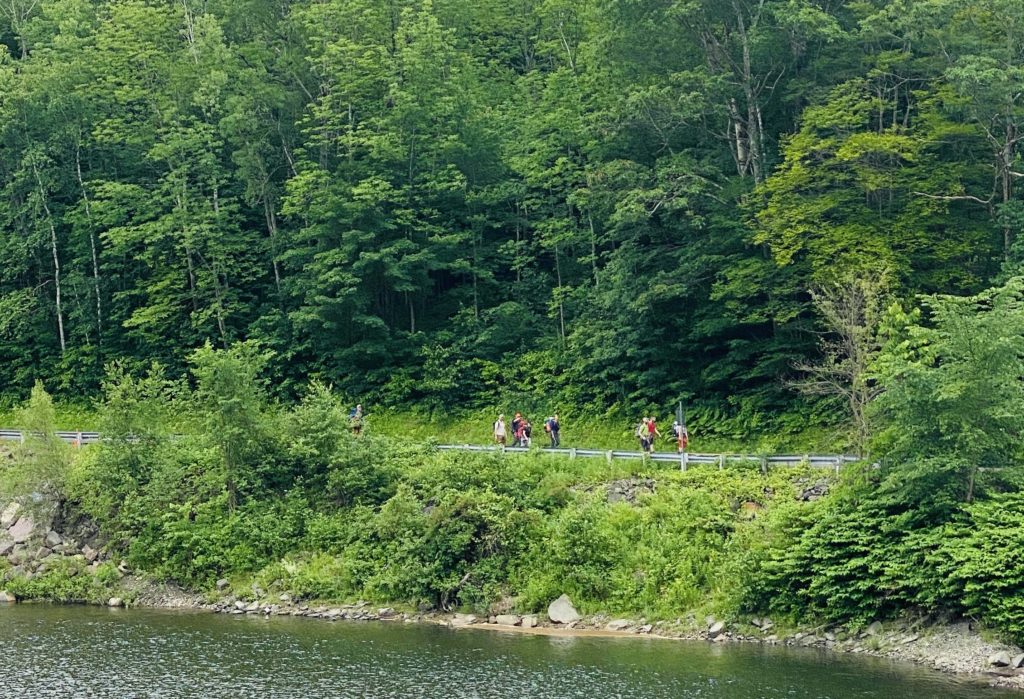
[945, 493, 1024, 643]
[4, 558, 112, 603]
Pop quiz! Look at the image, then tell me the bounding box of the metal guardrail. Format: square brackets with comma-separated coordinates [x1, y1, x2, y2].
[0, 429, 101, 445]
[0, 429, 860, 471]
[435, 444, 860, 471]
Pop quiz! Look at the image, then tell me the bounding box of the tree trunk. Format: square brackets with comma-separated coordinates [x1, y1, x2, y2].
[75, 144, 103, 342]
[32, 160, 66, 353]
[263, 197, 282, 295]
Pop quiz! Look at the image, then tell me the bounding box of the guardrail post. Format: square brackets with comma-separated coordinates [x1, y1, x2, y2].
[75, 431, 82, 448]
[760, 456, 767, 474]
[570, 448, 576, 460]
[718, 454, 724, 470]
[606, 451, 613, 465]
[835, 457, 842, 474]
[681, 452, 688, 472]
[19, 431, 25, 444]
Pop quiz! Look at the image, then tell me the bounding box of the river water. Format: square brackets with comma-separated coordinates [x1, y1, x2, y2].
[0, 605, 1015, 698]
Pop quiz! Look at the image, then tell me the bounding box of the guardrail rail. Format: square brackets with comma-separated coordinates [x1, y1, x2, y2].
[0, 429, 860, 471]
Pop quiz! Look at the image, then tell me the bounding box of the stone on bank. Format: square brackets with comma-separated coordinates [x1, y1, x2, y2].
[548, 594, 581, 624]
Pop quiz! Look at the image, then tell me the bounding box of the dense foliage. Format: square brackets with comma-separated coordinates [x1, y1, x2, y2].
[4, 277, 1024, 642]
[3, 0, 1024, 436]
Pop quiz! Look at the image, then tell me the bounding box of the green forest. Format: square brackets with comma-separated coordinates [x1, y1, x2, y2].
[6, 0, 1024, 650]
[4, 0, 1024, 438]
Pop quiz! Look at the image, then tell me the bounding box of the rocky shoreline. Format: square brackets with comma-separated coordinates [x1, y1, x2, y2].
[3, 496, 1023, 691]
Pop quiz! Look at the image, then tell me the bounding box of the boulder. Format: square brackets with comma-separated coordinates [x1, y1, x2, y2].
[521, 615, 538, 628]
[451, 613, 478, 627]
[638, 624, 653, 634]
[606, 619, 631, 631]
[547, 594, 581, 624]
[9, 516, 35, 544]
[33, 546, 51, 561]
[8, 545, 27, 566]
[216, 578, 230, 591]
[0, 502, 20, 528]
[107, 597, 124, 608]
[378, 608, 398, 620]
[495, 614, 519, 626]
[1012, 654, 1024, 669]
[0, 590, 16, 603]
[989, 651, 1012, 667]
[708, 621, 726, 638]
[82, 545, 98, 563]
[234, 600, 247, 611]
[0, 538, 14, 557]
[44, 531, 61, 548]
[865, 621, 883, 637]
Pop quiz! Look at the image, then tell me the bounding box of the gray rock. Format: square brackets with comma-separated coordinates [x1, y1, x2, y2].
[0, 538, 14, 557]
[82, 544, 98, 562]
[44, 531, 61, 547]
[865, 621, 883, 637]
[379, 608, 397, 619]
[8, 545, 27, 565]
[9, 516, 34, 544]
[749, 617, 763, 629]
[0, 590, 16, 603]
[0, 502, 20, 528]
[495, 614, 519, 626]
[245, 601, 260, 612]
[234, 600, 247, 611]
[989, 651, 1012, 667]
[521, 615, 538, 628]
[279, 593, 291, 603]
[606, 619, 631, 631]
[451, 613, 477, 627]
[638, 624, 653, 634]
[216, 578, 230, 591]
[547, 594, 581, 624]
[708, 621, 726, 638]
[107, 597, 124, 608]
[1011, 653, 1024, 669]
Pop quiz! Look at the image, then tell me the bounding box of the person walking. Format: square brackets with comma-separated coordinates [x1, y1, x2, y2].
[350, 404, 364, 436]
[677, 424, 689, 453]
[636, 417, 651, 452]
[545, 414, 561, 448]
[493, 414, 507, 446]
[647, 417, 662, 452]
[511, 412, 524, 447]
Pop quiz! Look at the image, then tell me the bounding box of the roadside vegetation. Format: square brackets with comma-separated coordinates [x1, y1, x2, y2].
[3, 280, 1024, 645]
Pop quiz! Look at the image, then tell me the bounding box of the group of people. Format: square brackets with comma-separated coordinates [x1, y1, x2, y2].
[636, 417, 689, 453]
[493, 413, 561, 448]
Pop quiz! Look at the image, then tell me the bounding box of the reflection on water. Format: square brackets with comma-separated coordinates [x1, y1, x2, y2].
[0, 605, 1013, 698]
